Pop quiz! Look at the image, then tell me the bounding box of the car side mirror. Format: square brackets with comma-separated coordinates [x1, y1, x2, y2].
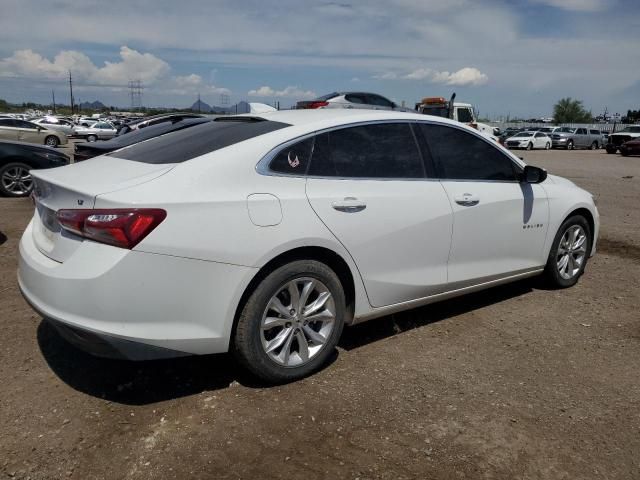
[522, 165, 547, 184]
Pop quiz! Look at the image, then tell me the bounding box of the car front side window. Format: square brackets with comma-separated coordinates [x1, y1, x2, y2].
[419, 123, 518, 181]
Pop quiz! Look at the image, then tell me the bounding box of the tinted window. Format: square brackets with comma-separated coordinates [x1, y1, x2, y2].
[344, 94, 367, 104]
[535, 132, 545, 138]
[576, 128, 587, 134]
[590, 129, 600, 135]
[0, 119, 15, 127]
[109, 119, 290, 164]
[420, 123, 517, 181]
[269, 137, 314, 175]
[15, 120, 36, 129]
[366, 94, 394, 108]
[457, 108, 474, 123]
[309, 123, 424, 179]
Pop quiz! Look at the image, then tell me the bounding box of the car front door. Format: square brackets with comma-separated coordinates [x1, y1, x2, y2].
[304, 122, 453, 308]
[575, 128, 588, 148]
[418, 122, 549, 285]
[534, 132, 547, 148]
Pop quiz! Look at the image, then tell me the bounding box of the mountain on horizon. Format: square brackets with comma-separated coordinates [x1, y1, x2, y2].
[188, 100, 251, 114]
[79, 100, 107, 110]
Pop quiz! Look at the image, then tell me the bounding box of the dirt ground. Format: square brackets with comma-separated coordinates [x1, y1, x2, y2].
[1, 149, 639, 480]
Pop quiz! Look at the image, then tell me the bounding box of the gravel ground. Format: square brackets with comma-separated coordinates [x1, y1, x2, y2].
[1, 149, 639, 480]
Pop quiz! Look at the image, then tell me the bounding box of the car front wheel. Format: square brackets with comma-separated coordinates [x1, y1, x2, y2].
[86, 134, 98, 142]
[543, 215, 591, 288]
[233, 260, 345, 383]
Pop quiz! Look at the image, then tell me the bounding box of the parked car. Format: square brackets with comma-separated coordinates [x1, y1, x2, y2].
[0, 118, 67, 147]
[0, 140, 69, 197]
[74, 122, 118, 142]
[117, 113, 204, 136]
[77, 117, 99, 127]
[505, 131, 552, 150]
[32, 117, 76, 137]
[296, 92, 413, 111]
[551, 127, 602, 150]
[619, 138, 640, 156]
[18, 110, 598, 382]
[606, 125, 640, 154]
[74, 117, 213, 161]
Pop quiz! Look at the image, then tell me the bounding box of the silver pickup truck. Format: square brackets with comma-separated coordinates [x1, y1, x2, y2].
[551, 127, 604, 150]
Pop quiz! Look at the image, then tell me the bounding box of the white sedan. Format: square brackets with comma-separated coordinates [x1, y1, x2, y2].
[18, 110, 599, 382]
[505, 130, 552, 150]
[74, 121, 117, 142]
[32, 117, 76, 136]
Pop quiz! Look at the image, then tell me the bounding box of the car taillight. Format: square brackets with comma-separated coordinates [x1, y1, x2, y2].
[56, 208, 166, 249]
[306, 101, 329, 109]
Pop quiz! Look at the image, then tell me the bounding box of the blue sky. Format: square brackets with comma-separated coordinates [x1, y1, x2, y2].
[0, 0, 638, 117]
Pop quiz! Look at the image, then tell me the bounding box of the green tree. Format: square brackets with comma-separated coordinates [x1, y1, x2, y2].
[553, 97, 592, 123]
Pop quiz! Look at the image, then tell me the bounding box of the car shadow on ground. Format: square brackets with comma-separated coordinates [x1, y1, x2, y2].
[0, 231, 7, 246]
[38, 279, 534, 406]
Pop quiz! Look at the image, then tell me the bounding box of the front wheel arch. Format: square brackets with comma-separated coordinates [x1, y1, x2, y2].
[560, 208, 595, 254]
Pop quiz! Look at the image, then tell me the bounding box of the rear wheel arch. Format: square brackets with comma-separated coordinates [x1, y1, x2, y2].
[231, 246, 356, 343]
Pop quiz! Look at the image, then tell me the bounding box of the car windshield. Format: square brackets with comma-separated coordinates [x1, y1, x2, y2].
[622, 126, 640, 133]
[557, 127, 576, 133]
[108, 118, 291, 164]
[423, 106, 449, 118]
[512, 132, 533, 137]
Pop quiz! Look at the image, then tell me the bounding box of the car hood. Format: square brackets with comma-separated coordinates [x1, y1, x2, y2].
[546, 174, 577, 188]
[0, 140, 65, 155]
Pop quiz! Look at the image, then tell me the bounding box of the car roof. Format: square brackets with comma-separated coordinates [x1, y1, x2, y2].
[237, 109, 446, 130]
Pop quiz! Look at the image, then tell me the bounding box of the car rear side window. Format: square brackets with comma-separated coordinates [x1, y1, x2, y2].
[590, 130, 600, 135]
[308, 123, 425, 179]
[108, 119, 290, 164]
[269, 137, 314, 175]
[420, 123, 517, 181]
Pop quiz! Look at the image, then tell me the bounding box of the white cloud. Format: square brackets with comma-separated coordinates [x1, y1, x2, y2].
[375, 66, 488, 86]
[0, 46, 170, 85]
[529, 0, 608, 11]
[248, 86, 316, 99]
[432, 67, 488, 86]
[0, 46, 230, 97]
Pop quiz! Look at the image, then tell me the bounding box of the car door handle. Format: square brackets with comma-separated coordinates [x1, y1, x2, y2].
[454, 193, 480, 207]
[332, 197, 367, 213]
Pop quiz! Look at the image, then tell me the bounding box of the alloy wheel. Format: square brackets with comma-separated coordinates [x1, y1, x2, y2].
[556, 225, 587, 280]
[260, 277, 336, 367]
[1, 166, 33, 196]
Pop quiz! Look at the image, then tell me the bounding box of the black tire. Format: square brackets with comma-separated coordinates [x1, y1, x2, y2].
[44, 135, 59, 147]
[567, 140, 574, 150]
[590, 141, 598, 150]
[0, 162, 33, 197]
[526, 142, 533, 151]
[621, 150, 629, 157]
[606, 147, 617, 154]
[545, 142, 551, 150]
[233, 260, 346, 383]
[543, 215, 591, 288]
[87, 134, 98, 142]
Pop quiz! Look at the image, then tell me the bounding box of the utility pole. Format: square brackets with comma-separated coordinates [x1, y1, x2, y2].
[69, 71, 75, 115]
[52, 90, 56, 114]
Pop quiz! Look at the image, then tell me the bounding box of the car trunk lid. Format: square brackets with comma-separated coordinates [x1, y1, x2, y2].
[30, 156, 173, 263]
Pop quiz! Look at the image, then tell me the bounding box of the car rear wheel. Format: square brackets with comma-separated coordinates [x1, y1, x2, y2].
[87, 134, 98, 142]
[567, 140, 574, 150]
[543, 215, 591, 288]
[0, 162, 33, 197]
[233, 260, 345, 383]
[590, 141, 598, 150]
[526, 142, 533, 150]
[545, 142, 551, 150]
[44, 135, 59, 147]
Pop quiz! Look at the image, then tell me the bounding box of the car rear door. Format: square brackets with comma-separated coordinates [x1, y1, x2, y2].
[418, 122, 549, 285]
[15, 120, 43, 144]
[304, 122, 453, 308]
[0, 118, 19, 141]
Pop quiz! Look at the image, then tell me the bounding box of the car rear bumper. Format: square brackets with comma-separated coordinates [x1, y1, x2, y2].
[18, 219, 257, 358]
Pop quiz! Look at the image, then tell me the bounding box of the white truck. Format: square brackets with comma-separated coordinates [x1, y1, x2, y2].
[415, 93, 498, 138]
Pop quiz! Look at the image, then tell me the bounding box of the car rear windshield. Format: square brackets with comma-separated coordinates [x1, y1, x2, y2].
[107, 118, 290, 164]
